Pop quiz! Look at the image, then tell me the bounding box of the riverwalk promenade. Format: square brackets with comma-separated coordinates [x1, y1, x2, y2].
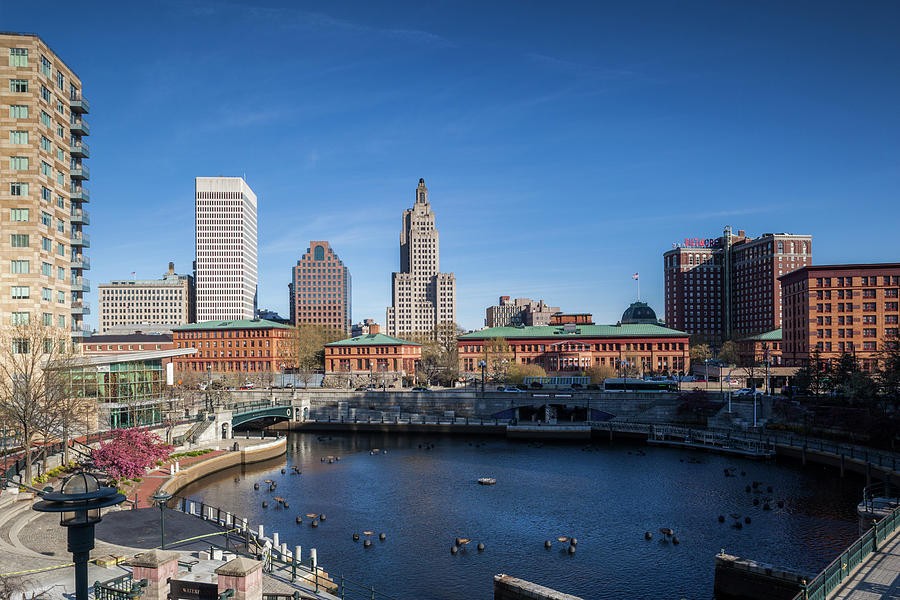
[833, 529, 900, 600]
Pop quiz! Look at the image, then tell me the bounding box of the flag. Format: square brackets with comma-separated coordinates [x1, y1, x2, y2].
[632, 273, 639, 280]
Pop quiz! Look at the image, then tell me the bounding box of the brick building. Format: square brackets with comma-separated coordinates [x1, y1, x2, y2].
[485, 297, 560, 328]
[549, 313, 594, 326]
[172, 319, 292, 374]
[323, 333, 421, 387]
[736, 329, 783, 367]
[458, 323, 690, 376]
[351, 319, 380, 337]
[289, 241, 351, 332]
[82, 333, 174, 355]
[663, 226, 812, 343]
[780, 263, 900, 370]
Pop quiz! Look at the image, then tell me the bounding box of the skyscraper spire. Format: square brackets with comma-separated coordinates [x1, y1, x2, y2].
[416, 178, 427, 204]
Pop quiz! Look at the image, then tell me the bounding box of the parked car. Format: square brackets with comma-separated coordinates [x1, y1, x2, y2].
[734, 388, 756, 397]
[498, 386, 525, 393]
[529, 382, 544, 389]
[411, 386, 430, 392]
[571, 383, 584, 389]
[558, 387, 577, 393]
[355, 386, 368, 391]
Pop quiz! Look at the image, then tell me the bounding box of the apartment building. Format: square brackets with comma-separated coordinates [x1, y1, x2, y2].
[1, 33, 91, 344]
[485, 296, 560, 328]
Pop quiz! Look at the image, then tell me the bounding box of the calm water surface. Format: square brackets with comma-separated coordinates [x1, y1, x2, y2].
[181, 432, 862, 600]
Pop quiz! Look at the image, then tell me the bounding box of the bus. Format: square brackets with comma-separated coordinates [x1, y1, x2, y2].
[603, 378, 678, 392]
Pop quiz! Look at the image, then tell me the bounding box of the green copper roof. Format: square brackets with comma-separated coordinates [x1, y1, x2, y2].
[326, 333, 420, 347]
[459, 323, 689, 340]
[742, 328, 782, 342]
[174, 319, 291, 331]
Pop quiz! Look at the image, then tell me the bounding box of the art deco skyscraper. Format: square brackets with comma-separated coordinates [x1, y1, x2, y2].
[194, 177, 257, 322]
[386, 179, 456, 337]
[0, 33, 91, 344]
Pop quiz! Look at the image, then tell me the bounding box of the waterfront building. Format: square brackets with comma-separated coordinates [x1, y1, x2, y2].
[323, 333, 421, 387]
[485, 297, 560, 328]
[663, 226, 812, 342]
[0, 33, 91, 343]
[171, 318, 291, 374]
[385, 179, 456, 338]
[459, 306, 690, 376]
[780, 263, 900, 370]
[289, 241, 351, 332]
[351, 319, 380, 337]
[194, 177, 258, 322]
[98, 262, 194, 332]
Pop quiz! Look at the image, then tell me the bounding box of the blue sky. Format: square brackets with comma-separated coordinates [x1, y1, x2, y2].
[7, 1, 900, 331]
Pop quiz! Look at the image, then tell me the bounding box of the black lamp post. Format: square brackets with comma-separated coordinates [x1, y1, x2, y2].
[33, 472, 126, 600]
[479, 360, 486, 398]
[151, 490, 173, 549]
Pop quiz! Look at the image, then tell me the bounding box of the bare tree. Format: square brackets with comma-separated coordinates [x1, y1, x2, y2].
[286, 324, 345, 388]
[481, 338, 512, 382]
[0, 322, 79, 484]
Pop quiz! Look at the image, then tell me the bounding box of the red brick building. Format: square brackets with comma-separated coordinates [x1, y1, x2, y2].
[82, 333, 175, 355]
[780, 264, 900, 370]
[548, 313, 594, 326]
[458, 323, 690, 376]
[172, 319, 292, 373]
[324, 334, 421, 386]
[736, 329, 783, 367]
[289, 241, 351, 333]
[664, 226, 812, 342]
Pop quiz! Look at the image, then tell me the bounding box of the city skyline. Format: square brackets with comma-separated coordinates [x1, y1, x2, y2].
[4, 1, 899, 332]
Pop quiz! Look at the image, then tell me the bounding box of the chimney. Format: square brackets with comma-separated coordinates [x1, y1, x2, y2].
[168, 262, 175, 275]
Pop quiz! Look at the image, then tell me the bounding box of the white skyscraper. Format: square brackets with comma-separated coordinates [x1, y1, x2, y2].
[194, 177, 258, 322]
[386, 178, 456, 337]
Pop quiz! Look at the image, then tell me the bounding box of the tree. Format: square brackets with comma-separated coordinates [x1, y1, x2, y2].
[482, 338, 512, 382]
[91, 428, 172, 480]
[719, 340, 739, 366]
[690, 343, 713, 364]
[287, 324, 345, 387]
[0, 322, 80, 484]
[583, 364, 616, 384]
[507, 363, 546, 384]
[416, 322, 463, 386]
[794, 350, 827, 397]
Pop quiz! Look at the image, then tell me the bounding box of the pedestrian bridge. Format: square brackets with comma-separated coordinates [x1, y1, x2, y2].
[224, 399, 308, 431]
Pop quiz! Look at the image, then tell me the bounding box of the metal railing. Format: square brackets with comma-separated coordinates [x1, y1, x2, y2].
[94, 574, 146, 600]
[860, 481, 900, 514]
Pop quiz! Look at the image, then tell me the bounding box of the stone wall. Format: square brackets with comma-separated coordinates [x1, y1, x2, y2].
[493, 574, 583, 600]
[713, 553, 808, 600]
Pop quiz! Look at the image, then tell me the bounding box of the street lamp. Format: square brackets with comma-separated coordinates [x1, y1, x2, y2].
[33, 472, 126, 600]
[705, 358, 710, 391]
[151, 490, 173, 549]
[479, 360, 486, 397]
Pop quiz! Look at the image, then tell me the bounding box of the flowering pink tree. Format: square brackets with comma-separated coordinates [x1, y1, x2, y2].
[92, 429, 173, 480]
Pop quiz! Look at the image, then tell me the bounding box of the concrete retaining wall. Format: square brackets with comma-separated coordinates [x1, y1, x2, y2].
[493, 574, 583, 600]
[714, 553, 808, 600]
[159, 437, 286, 497]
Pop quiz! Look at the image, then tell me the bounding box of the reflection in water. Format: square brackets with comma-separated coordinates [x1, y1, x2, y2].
[179, 432, 863, 600]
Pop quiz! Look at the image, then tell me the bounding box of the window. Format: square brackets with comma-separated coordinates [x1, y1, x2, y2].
[41, 211, 51, 226]
[57, 267, 64, 279]
[56, 218, 64, 232]
[56, 242, 64, 256]
[11, 286, 28, 299]
[41, 263, 51, 277]
[56, 124, 63, 138]
[10, 131, 27, 144]
[41, 237, 51, 251]
[56, 147, 64, 161]
[10, 105, 28, 119]
[10, 183, 28, 196]
[12, 339, 29, 354]
[41, 187, 51, 201]
[56, 70, 64, 89]
[56, 170, 63, 185]
[10, 157, 28, 170]
[42, 313, 52, 326]
[41, 85, 51, 101]
[11, 260, 29, 274]
[41, 111, 52, 127]
[41, 136, 52, 151]
[11, 209, 29, 222]
[9, 48, 28, 67]
[41, 162, 52, 177]
[9, 79, 28, 93]
[56, 99, 64, 114]
[57, 291, 65, 304]
[56, 196, 64, 209]
[42, 287, 51, 301]
[10, 234, 29, 248]
[58, 315, 65, 328]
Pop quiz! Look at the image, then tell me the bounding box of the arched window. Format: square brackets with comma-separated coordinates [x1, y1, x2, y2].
[314, 245, 325, 261]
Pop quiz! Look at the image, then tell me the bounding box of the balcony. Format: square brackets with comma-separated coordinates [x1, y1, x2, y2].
[71, 164, 90, 180]
[70, 187, 90, 203]
[70, 141, 90, 158]
[70, 208, 90, 225]
[69, 94, 89, 114]
[71, 231, 91, 247]
[70, 117, 90, 136]
[71, 254, 90, 270]
[70, 326, 91, 338]
[71, 277, 91, 293]
[71, 301, 90, 315]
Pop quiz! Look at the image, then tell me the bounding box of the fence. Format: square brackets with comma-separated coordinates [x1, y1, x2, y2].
[94, 574, 146, 600]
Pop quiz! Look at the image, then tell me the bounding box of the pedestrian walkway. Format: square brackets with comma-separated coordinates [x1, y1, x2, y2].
[833, 529, 900, 599]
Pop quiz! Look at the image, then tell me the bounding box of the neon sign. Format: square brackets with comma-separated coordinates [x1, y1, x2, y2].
[672, 238, 722, 249]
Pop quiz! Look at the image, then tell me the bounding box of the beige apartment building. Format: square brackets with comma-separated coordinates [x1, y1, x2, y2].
[98, 262, 195, 332]
[1, 33, 90, 344]
[386, 179, 456, 338]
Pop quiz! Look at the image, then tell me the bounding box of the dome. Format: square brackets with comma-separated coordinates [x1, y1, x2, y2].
[622, 302, 658, 325]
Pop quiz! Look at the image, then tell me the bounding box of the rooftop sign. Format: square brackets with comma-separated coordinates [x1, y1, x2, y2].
[672, 237, 722, 249]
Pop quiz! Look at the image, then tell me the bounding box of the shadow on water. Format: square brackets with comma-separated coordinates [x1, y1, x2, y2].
[176, 431, 864, 600]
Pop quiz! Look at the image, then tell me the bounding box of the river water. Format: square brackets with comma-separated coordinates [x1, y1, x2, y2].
[180, 432, 862, 600]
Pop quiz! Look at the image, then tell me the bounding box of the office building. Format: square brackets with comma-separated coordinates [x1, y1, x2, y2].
[351, 319, 380, 337]
[98, 262, 194, 332]
[780, 264, 900, 370]
[194, 177, 258, 322]
[289, 241, 351, 332]
[663, 226, 812, 342]
[0, 33, 91, 343]
[386, 179, 456, 337]
[485, 297, 560, 328]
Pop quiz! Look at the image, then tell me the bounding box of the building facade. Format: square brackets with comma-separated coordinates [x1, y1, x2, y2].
[98, 262, 194, 332]
[485, 297, 560, 328]
[351, 319, 380, 337]
[289, 241, 351, 332]
[663, 226, 812, 342]
[194, 177, 258, 322]
[736, 329, 783, 367]
[386, 179, 456, 338]
[324, 333, 421, 387]
[82, 333, 174, 355]
[780, 264, 900, 370]
[458, 323, 691, 376]
[172, 319, 291, 374]
[1, 33, 91, 343]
